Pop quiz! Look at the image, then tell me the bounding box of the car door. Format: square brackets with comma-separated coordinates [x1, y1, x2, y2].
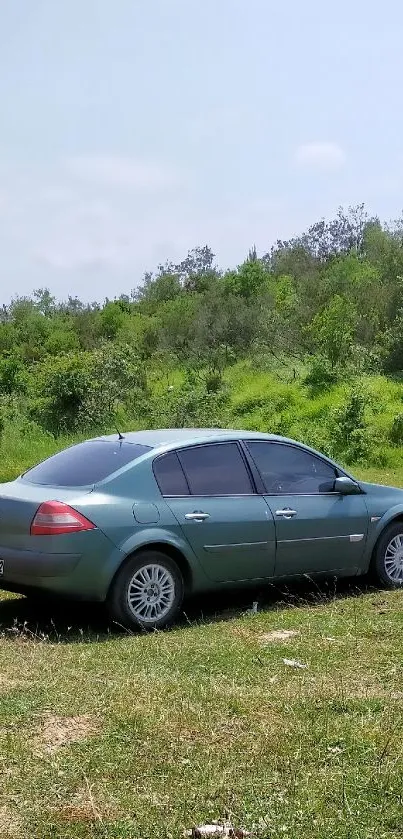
[153, 443, 276, 582]
[245, 441, 369, 576]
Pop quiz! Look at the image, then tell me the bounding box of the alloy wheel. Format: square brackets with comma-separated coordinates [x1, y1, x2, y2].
[126, 563, 176, 624]
[384, 534, 403, 583]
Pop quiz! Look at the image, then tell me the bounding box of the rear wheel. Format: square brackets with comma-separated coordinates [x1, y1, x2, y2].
[372, 522, 403, 588]
[107, 551, 184, 631]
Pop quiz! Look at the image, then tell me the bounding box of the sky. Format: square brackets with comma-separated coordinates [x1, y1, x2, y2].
[0, 0, 402, 303]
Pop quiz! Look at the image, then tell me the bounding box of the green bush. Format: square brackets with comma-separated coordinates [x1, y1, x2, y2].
[29, 345, 148, 435]
[390, 412, 403, 445]
[29, 353, 93, 434]
[330, 388, 371, 463]
[304, 356, 339, 396]
[150, 370, 230, 429]
[0, 356, 27, 396]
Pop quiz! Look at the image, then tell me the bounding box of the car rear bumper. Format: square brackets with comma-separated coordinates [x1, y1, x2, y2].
[0, 534, 123, 602]
[0, 546, 81, 578]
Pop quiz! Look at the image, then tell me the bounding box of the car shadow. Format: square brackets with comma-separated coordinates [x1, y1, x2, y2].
[0, 595, 111, 643]
[0, 576, 379, 643]
[178, 575, 378, 626]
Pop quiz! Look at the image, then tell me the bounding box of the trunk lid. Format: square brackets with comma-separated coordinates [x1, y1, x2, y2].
[0, 479, 93, 549]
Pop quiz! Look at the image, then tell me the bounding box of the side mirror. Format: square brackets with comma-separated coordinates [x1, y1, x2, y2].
[334, 476, 361, 495]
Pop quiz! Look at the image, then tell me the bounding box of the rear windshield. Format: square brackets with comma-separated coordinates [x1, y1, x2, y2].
[22, 441, 152, 487]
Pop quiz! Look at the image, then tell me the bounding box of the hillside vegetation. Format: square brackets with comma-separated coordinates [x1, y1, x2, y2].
[2, 205, 403, 480]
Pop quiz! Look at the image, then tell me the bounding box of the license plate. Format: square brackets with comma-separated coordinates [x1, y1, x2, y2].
[0, 560, 4, 576]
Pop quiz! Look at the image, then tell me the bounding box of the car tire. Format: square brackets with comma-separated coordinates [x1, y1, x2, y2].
[371, 522, 403, 588]
[107, 550, 184, 631]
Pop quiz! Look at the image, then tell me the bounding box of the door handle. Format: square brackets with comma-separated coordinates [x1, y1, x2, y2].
[275, 508, 297, 519]
[184, 511, 210, 522]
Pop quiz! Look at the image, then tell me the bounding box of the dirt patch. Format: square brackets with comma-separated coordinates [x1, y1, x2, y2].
[260, 629, 300, 644]
[0, 805, 23, 838]
[54, 784, 118, 824]
[57, 804, 96, 823]
[37, 713, 100, 754]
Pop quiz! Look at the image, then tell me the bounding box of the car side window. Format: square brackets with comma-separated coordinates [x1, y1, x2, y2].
[246, 442, 336, 495]
[153, 451, 189, 496]
[178, 443, 253, 496]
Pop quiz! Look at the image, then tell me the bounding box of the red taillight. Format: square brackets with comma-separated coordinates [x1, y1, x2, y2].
[30, 501, 96, 536]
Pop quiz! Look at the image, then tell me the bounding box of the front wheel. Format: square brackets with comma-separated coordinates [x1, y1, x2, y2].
[107, 551, 184, 631]
[372, 522, 403, 588]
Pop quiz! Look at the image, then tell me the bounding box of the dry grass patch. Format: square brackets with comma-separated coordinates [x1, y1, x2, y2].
[259, 629, 300, 644]
[54, 783, 119, 824]
[35, 713, 101, 754]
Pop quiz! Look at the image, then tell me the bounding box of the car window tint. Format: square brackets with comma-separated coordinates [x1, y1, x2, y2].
[22, 441, 152, 487]
[178, 443, 253, 495]
[153, 451, 189, 496]
[247, 442, 336, 494]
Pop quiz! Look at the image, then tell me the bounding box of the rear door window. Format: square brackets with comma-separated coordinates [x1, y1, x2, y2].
[22, 441, 152, 487]
[178, 443, 253, 495]
[153, 451, 189, 496]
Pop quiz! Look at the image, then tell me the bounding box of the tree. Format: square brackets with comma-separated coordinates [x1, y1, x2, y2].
[266, 204, 372, 263]
[272, 274, 299, 317]
[175, 245, 215, 285]
[133, 270, 182, 310]
[224, 257, 268, 299]
[86, 343, 148, 423]
[192, 287, 256, 371]
[99, 301, 127, 340]
[72, 307, 102, 350]
[158, 294, 201, 356]
[309, 295, 357, 367]
[33, 288, 56, 315]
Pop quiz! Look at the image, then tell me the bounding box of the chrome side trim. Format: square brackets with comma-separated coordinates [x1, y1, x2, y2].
[279, 534, 363, 545]
[204, 541, 269, 553]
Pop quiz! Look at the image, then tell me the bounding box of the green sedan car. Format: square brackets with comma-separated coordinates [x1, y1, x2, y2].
[0, 428, 402, 629]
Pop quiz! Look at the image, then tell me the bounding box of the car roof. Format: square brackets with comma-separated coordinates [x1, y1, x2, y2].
[91, 428, 355, 482]
[96, 428, 300, 451]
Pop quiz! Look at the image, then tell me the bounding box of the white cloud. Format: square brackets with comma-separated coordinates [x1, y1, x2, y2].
[65, 155, 181, 191]
[294, 142, 346, 170]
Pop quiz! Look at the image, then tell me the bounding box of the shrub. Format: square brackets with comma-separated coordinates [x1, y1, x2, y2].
[150, 370, 230, 429]
[0, 356, 27, 396]
[330, 387, 371, 463]
[29, 345, 149, 435]
[29, 354, 93, 434]
[308, 295, 356, 367]
[390, 412, 403, 445]
[304, 356, 339, 396]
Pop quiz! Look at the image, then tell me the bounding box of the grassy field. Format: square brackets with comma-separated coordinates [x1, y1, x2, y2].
[0, 578, 402, 837]
[1, 384, 403, 836]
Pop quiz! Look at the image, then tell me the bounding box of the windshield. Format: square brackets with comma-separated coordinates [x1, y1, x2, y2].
[22, 441, 152, 487]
